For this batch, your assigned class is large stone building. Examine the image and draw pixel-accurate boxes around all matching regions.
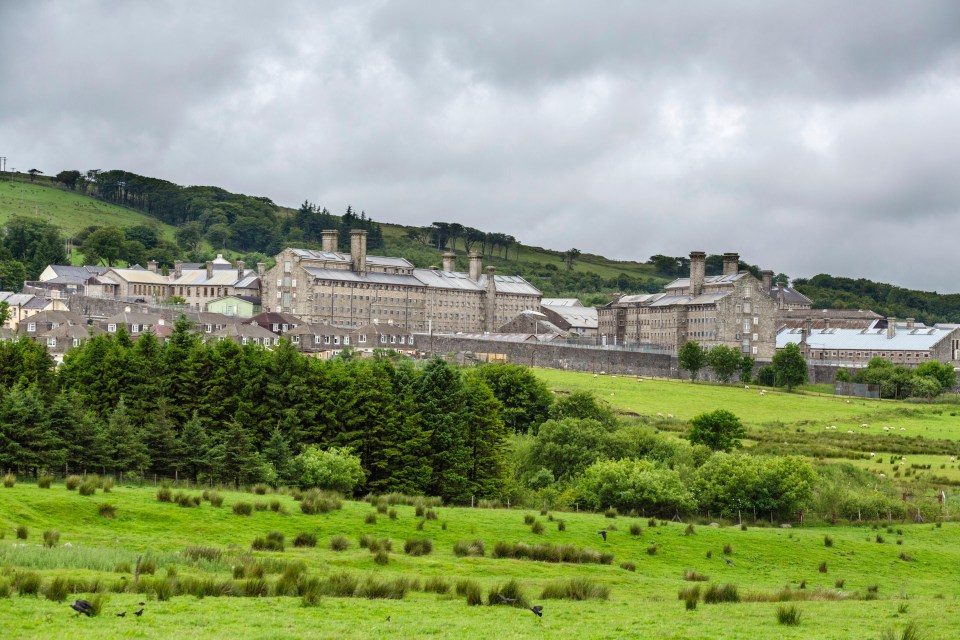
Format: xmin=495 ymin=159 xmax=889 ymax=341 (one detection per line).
xmin=597 ymin=251 xmax=779 ymax=358
xmin=260 ymin=229 xmax=541 ymax=333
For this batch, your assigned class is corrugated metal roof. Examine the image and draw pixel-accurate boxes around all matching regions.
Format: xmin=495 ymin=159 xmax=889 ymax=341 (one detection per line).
xmin=770 ymin=285 xmax=812 ymax=305
xmin=684 ymin=292 xmax=731 ymax=305
xmin=777 ymin=326 xmax=956 ymax=351
xmin=42 ymin=265 xmax=109 ymax=283
xmin=541 ymin=304 xmax=598 ymax=328
xmin=291 ymin=249 xmax=413 ymax=269
xmin=615 ymin=293 xmax=665 ymax=305
xmin=479 ymin=274 xmax=541 ymax=296
xmin=541 ymin=298 xmax=582 ymax=307
xmin=648 ymin=294 xmax=693 ymax=307
xmin=411 ymin=269 xmax=484 ymax=291
xmin=303 ymin=267 xmax=425 ymax=287
xmin=665 ymin=273 xmax=747 ymax=290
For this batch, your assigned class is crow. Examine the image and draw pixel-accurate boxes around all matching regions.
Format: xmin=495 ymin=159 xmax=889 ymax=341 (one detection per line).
xmin=70 ymin=599 xmax=94 ymax=617
xmin=497 ymin=593 xmax=517 ymax=604
xmin=530 ymin=605 xmax=543 ymax=618
xmin=598 ymin=530 xmax=607 ymax=542
xmin=117 ymin=611 xmax=126 ymax=618
xmin=134 ymin=608 xmax=144 ymax=617
xmin=724 ymin=558 xmax=735 ymax=566
xmin=138 ymin=601 xmax=146 ymax=606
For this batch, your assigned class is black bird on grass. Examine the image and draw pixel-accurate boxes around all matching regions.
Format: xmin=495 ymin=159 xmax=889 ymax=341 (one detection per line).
xmin=598 ymin=530 xmax=607 ymax=542
xmin=138 ymin=601 xmax=145 ymax=606
xmin=70 ymin=599 xmax=94 ymax=617
xmin=530 ymin=605 xmax=543 ymax=619
xmin=724 ymin=558 xmax=735 ymax=567
xmin=134 ymin=608 xmax=144 ymax=617
xmin=497 ymin=593 xmax=517 ymax=604
xmin=116 ymin=611 xmax=126 ymax=618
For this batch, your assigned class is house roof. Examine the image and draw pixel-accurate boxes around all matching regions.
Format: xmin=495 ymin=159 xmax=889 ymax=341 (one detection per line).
xmin=303 ymin=267 xmax=425 ymax=287
xmin=245 ymin=312 xmax=305 ymax=326
xmin=290 ymin=248 xmax=414 ymax=269
xmin=103 ymin=311 xmax=168 ymax=325
xmin=541 ymin=303 xmax=598 ymax=328
xmin=213 ymin=323 xmax=278 ymax=340
xmin=208 ymin=295 xmax=262 ymax=305
xmin=541 ymin=298 xmax=583 ymax=307
xmin=777 ymin=324 xmax=957 ymax=352
xmin=665 ymin=273 xmax=748 ymax=290
xmin=770 ymin=285 xmax=813 ymax=306
xmin=17 ymin=310 xmax=86 ymax=326
xmin=104 ymin=268 xmax=169 ymax=285
xmin=171 ymin=268 xmax=257 ymax=287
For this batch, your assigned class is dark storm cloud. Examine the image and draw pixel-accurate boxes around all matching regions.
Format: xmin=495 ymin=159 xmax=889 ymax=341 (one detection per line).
xmin=2 ymin=1 xmax=960 ymax=291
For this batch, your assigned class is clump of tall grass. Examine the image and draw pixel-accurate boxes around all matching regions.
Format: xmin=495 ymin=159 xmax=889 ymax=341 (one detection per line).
xmin=16 ymin=525 xmax=28 ymax=540
xmin=207 ymin=491 xmax=224 ymax=507
xmin=403 ymin=538 xmax=434 ymax=556
xmin=175 ymin=491 xmax=201 ymax=507
xmin=523 ymin=514 xmax=535 ymax=525
xmin=293 ymin=532 xmax=317 ymax=548
xmin=777 ymin=604 xmax=802 ymax=625
xmin=183 ymin=546 xmax=222 ymax=562
xmin=880 ymin=621 xmax=921 ymax=640
xmin=453 ymin=539 xmax=486 ymax=557
xmin=864 ymin=585 xmax=880 ymax=601
xmin=373 ymin=549 xmax=389 ymax=565
xmin=703 ymin=583 xmax=739 ymax=604
xmin=647 ymin=544 xmax=659 ymax=555
xmin=679 ymin=585 xmax=700 ymax=610
xmin=819 ymin=561 xmax=828 ymax=573
xmin=79 ymin=480 xmax=98 ymax=496
xmin=156 ymin=487 xmax=173 ymax=502
xmin=629 ymin=523 xmax=642 ymax=536
xmin=98 ymin=503 xmax=117 ymax=518
xmin=300 ymin=577 xmax=323 ymax=606
xmin=824 ymin=535 xmax=834 ymax=547
xmin=329 ymin=536 xmax=350 ymax=552
xmin=488 ymin=579 xmax=529 ymax=607
xmin=364 ymin=512 xmax=377 ymax=525
xmin=683 ymin=569 xmax=709 ymax=582
xmin=254 ymin=501 xmax=269 ymax=512
xmin=65 ymin=475 xmax=82 ymax=490
xmin=2 ymin=473 xmax=15 ymax=487
xmin=557 ymin=520 xmax=566 ymax=532
xmin=723 ymin=543 xmax=733 ymax=555
xmin=0 ymin=579 xmax=10 ymax=598
xmin=458 ymin=579 xmax=483 ymax=606
xmin=251 ymin=531 xmax=285 ymax=552
xmin=620 ymin=561 xmax=636 ymax=572
xmin=323 ymin=572 xmax=359 ymax=597
xmin=232 ymin=501 xmax=253 ymax=516
xmin=491 ymin=541 xmax=611 ymax=564
xmin=253 ymin=483 xmax=269 ymax=495
xmin=300 ymin=489 xmax=342 ymax=514
xmin=388 ymin=508 xmax=398 ymax=520
xmin=270 ymin=499 xmax=283 ymax=513
xmin=15 ymin=571 xmax=42 ymax=596
xmin=357 ymin=575 xmax=406 ymax=600
xmin=424 ymin=577 xmax=450 ymax=594
xmin=425 ymin=509 xmax=438 ymax=520
xmin=531 ymin=520 xmax=545 ymax=534
xmin=605 ymin=507 xmax=618 ymax=518
xmin=244 ymin=578 xmax=270 ymax=597
xmin=540 ymin=578 xmax=609 ymax=601
xmin=42 ymin=530 xmax=60 ymax=548
xmin=685 ymin=523 xmax=696 ymax=536
xmin=101 ymin=478 xmax=114 ymax=492
xmin=42 ymin=576 xmax=71 ymax=602
xmin=37 ymin=476 xmax=52 ymax=489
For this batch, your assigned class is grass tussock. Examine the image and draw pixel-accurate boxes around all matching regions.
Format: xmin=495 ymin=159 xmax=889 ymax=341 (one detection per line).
xmin=16 ymin=525 xmax=28 ymax=540
xmin=620 ymin=561 xmax=636 ymax=572
xmin=97 ymin=503 xmax=116 ymax=518
xmin=42 ymin=530 xmax=60 ymax=548
xmin=531 ymin=520 xmax=545 ymax=534
xmin=824 ymin=535 xmax=834 ymax=547
xmin=364 ymin=512 xmax=377 ymax=525
xmin=540 ymin=578 xmax=609 ymax=601
xmin=208 ymin=492 xmax=224 ymax=507
xmin=630 ymin=523 xmax=642 ymax=536
xmin=880 ymin=621 xmax=922 ymax=640
xmin=293 ymin=532 xmax=317 ymax=548
xmin=703 ymin=583 xmax=739 ymax=604
xmin=300 ymin=489 xmax=343 ymax=514
xmin=777 ymin=604 xmax=802 ymax=625
xmin=65 ymin=475 xmax=82 ymax=490
xmin=2 ymin=473 xmax=15 ymax=487
xmin=403 ymin=538 xmax=434 ymax=556
xmin=683 ymin=569 xmax=709 ymax=582
xmin=488 ymin=579 xmax=529 ymax=607
xmin=453 ymin=539 xmax=486 ymax=557
xmin=157 ymin=487 xmax=172 ymax=502
xmin=37 ymin=476 xmax=52 ymax=489
xmin=251 ymin=531 xmax=285 ymax=552
xmin=424 ymin=577 xmax=450 ymax=594
xmin=232 ymin=502 xmax=253 ymax=516
xmin=329 ymin=536 xmax=350 ymax=552
xmin=15 ymin=571 xmax=42 ymax=596
xmin=183 ymin=546 xmax=222 ymax=562
xmin=491 ymin=541 xmax=612 ymax=564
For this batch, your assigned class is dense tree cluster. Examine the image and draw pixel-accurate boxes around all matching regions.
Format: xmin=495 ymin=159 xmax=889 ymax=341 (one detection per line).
xmin=0 ymin=217 xmax=67 ymax=289
xmin=837 ymin=357 xmax=957 ymax=399
xmin=0 ymin=320 xmax=516 ymax=502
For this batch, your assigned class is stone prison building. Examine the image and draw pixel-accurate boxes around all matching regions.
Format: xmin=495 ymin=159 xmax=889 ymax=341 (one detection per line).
xmin=598 ymin=252 xmax=780 ymax=358
xmin=261 ymin=230 xmax=541 ymax=333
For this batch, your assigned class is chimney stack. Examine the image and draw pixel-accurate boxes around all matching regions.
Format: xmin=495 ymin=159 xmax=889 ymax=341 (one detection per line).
xmin=689 ymin=251 xmax=706 ymax=296
xmin=350 ymin=229 xmax=367 ymax=275
xmin=148 ymin=260 xmax=158 ymax=274
xmin=887 ymin=317 xmax=896 ymax=339
xmin=823 ymin=317 xmax=830 ymax=332
xmin=174 ymin=260 xmax=183 ymax=279
xmin=442 ymin=252 xmax=456 ymax=272
xmin=906 ymin=317 xmax=915 ymax=330
xmin=722 ymin=252 xmax=740 ymax=276
xmin=237 ymin=260 xmax=245 ymax=281
xmin=321 ymin=229 xmax=339 ymax=253
xmin=206 ymin=261 xmax=214 ymax=280
xmin=761 ymin=270 xmax=774 ymax=292
xmin=257 ymin=262 xmax=265 ymax=277
xmin=469 ymin=251 xmax=483 ymax=282
xmin=484 ymin=266 xmax=497 ymax=331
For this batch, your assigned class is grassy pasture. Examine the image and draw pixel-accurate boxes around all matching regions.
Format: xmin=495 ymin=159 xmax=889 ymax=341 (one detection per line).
xmin=1 ymin=482 xmax=960 ymax=638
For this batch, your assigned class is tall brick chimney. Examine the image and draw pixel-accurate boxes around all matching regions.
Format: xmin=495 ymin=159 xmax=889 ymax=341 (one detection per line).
xmin=469 ymin=251 xmax=483 ymax=282
xmin=887 ymin=317 xmax=896 ymax=339
xmin=484 ymin=266 xmax=497 ymax=331
xmin=442 ymin=252 xmax=456 ymax=272
xmin=350 ymin=230 xmax=367 ymax=275
xmin=237 ymin=260 xmax=245 ymax=281
xmin=761 ymin=270 xmax=774 ymax=292
xmin=147 ymin=260 xmax=158 ymax=274
xmin=206 ymin=261 xmax=214 ymax=280
xmin=174 ymin=261 xmax=183 ymax=278
xmin=689 ymin=251 xmax=706 ymax=296
xmin=322 ymin=229 xmax=339 ymax=253
xmin=722 ymin=252 xmax=740 ymax=276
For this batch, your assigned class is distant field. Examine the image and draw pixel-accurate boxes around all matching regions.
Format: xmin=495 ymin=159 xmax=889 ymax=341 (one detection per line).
xmin=1 ymin=482 xmax=959 ymax=639
xmin=0 ymin=179 xmax=177 ymax=240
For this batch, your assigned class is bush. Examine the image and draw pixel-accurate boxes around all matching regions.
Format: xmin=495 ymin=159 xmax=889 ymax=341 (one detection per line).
xmin=777 ymin=604 xmax=802 ymax=625
xmin=689 ymin=409 xmax=746 ymax=452
xmin=293 ymin=532 xmax=317 ymax=548
xmin=232 ymin=502 xmax=253 ymax=516
xmin=540 ymin=578 xmax=609 ymax=601
xmin=683 ymin=569 xmax=709 ymax=582
xmin=329 ymin=536 xmax=350 ymax=552
xmin=2 ymin=473 xmax=15 ymax=487
xmin=488 ymin=579 xmax=529 ymax=607
xmin=453 ymin=539 xmax=486 ymax=557
xmin=703 ymin=583 xmax=739 ymax=604
xmin=16 ymin=525 xmax=28 ymax=540
xmin=403 ymin=538 xmax=434 ymax=556
xmin=38 ymin=476 xmax=52 ymax=489
xmin=620 ymin=561 xmax=636 ymax=571
xmin=42 ymin=530 xmax=60 ymax=548
xmin=293 ymin=446 xmax=364 ymax=493
xmin=65 ymin=475 xmax=82 ymax=490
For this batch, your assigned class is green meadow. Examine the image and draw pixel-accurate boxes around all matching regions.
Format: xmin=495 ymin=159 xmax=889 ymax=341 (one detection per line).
xmin=1 ymin=480 xmax=959 ymax=639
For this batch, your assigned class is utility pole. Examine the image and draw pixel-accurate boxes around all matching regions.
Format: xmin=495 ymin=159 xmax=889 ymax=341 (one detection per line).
xmin=0 ymin=157 xmax=7 ymax=172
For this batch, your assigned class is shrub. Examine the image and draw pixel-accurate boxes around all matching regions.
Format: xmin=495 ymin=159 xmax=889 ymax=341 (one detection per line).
xmin=98 ymin=503 xmax=117 ymax=518
xmin=329 ymin=536 xmax=350 ymax=552
xmin=293 ymin=445 xmax=364 ymax=494
xmin=79 ymin=481 xmax=97 ymax=496
xmin=65 ymin=475 xmax=82 ymax=490
xmin=16 ymin=572 xmax=42 ymax=596
xmin=818 ymin=561 xmax=828 ymax=573
xmin=157 ymin=487 xmax=173 ymax=502
xmin=540 ymin=578 xmax=609 ymax=601
xmin=233 ymin=502 xmax=253 ymax=516
xmin=373 ymin=550 xmax=389 ymax=565
xmin=488 ymin=579 xmax=528 ymax=607
xmin=294 ymin=532 xmax=317 ymax=548
xmin=683 ymin=569 xmax=709 ymax=582
xmin=453 ymin=539 xmax=486 ymax=557
xmin=42 ymin=530 xmax=60 ymax=548
xmin=424 ymin=577 xmax=450 ymax=594
xmin=2 ymin=473 xmax=15 ymax=487
xmin=208 ymin=492 xmax=224 ymax=507
xmin=605 ymin=507 xmax=618 ymax=519
xmin=16 ymin=525 xmax=28 ymax=540
xmin=620 ymin=561 xmax=636 ymax=572
xmin=365 ymin=512 xmax=377 ymax=525
xmin=43 ymin=576 xmax=70 ymax=602
xmin=777 ymin=604 xmax=802 ymax=625
xmin=531 ymin=520 xmax=545 ymax=535
xmin=703 ymin=583 xmax=739 ymax=604
xmin=37 ymin=476 xmax=52 ymax=489
xmin=404 ymin=538 xmax=434 ymax=556
xmin=824 ymin=535 xmax=833 ymax=547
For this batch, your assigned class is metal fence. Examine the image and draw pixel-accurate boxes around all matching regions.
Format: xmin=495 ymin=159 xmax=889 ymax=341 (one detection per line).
xmin=834 ymin=382 xmax=881 ymax=399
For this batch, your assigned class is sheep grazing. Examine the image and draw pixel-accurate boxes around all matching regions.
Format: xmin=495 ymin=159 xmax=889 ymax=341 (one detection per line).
xmin=869 ymin=452 xmax=876 ymax=457
xmin=847 ymin=430 xmax=854 ymax=434
xmin=861 ymin=423 xmax=869 ymax=428
xmin=900 ymin=427 xmax=906 ymax=431
xmin=667 ymin=413 xmax=674 ymax=419
xmin=657 ymin=412 xmax=664 ymax=417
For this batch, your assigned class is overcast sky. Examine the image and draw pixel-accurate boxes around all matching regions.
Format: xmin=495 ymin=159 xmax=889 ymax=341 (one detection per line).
xmin=3 ymin=1 xmax=960 ymax=292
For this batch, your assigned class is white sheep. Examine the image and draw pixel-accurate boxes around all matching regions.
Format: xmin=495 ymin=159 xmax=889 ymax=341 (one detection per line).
xmin=869 ymin=452 xmax=875 ymax=457
xmin=667 ymin=413 xmax=674 ymax=419
xmin=657 ymin=412 xmax=664 ymax=417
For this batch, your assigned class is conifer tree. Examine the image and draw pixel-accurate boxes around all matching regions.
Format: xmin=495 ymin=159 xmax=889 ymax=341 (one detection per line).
xmin=177 ymin=411 xmax=210 ymax=482
xmin=462 ymin=373 xmax=509 ymax=498
xmin=415 ymin=358 xmax=471 ymax=502
xmin=262 ymin=426 xmax=294 ymax=484
xmin=105 ymin=397 xmax=150 ymax=476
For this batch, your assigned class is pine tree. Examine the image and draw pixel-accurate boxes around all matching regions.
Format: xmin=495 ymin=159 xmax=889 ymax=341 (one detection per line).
xmin=415 ymin=359 xmax=471 ymax=503
xmin=463 ymin=373 xmax=509 ymax=499
xmin=143 ymin=400 xmax=180 ymax=478
xmin=219 ymin=420 xmax=259 ymax=487
xmin=105 ymin=398 xmax=150 ymax=476
xmin=0 ymin=384 xmax=56 ymax=474
xmin=262 ymin=426 xmax=293 ymax=484
xmin=177 ymin=411 xmax=210 ymax=482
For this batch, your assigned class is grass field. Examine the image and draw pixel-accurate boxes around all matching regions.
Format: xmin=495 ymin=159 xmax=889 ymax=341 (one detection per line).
xmin=1 ymin=480 xmax=959 ymax=639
